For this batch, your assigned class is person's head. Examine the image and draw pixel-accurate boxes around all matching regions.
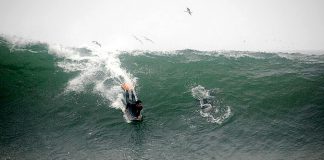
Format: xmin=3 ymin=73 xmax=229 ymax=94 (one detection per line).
xmin=135 ymin=100 xmax=143 ymax=107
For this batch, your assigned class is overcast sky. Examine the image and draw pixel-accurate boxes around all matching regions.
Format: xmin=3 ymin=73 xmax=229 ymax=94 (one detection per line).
xmin=0 ymin=0 xmax=324 ymax=51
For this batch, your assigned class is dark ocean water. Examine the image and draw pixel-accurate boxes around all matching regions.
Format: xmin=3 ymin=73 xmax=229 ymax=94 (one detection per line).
xmin=1 ymin=37 xmax=324 ymax=160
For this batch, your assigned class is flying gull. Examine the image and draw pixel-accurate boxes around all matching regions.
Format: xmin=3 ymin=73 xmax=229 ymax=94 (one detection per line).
xmin=92 ymin=41 xmax=101 ymax=47
xmin=185 ymin=7 xmax=192 ymax=15
xmin=143 ymin=36 xmax=154 ymax=43
xmin=133 ymin=35 xmax=143 ymax=44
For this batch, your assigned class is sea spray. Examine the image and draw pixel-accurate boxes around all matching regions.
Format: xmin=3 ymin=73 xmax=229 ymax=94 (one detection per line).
xmin=48 ymin=44 xmax=137 ymax=114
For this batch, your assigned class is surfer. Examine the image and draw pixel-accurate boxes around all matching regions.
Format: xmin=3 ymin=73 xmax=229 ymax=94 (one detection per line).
xmin=185 ymin=7 xmax=192 ymax=15
xmin=122 ymin=83 xmax=143 ymax=120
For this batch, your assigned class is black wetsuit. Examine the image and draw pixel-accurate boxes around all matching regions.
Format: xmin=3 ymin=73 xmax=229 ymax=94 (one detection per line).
xmin=125 ymin=90 xmax=142 ymax=117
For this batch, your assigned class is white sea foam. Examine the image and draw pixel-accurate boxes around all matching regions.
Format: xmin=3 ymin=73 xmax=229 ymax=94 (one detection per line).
xmin=191 ymin=85 xmax=232 ymax=124
xmin=48 ymin=43 xmax=137 ymax=118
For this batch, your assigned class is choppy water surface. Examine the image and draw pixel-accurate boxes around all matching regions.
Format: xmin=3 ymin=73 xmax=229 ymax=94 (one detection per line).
xmin=1 ymin=37 xmax=324 ymax=159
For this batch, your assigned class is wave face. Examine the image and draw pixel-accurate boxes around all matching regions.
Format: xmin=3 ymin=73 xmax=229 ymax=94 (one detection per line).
xmin=1 ymin=37 xmax=324 ymax=159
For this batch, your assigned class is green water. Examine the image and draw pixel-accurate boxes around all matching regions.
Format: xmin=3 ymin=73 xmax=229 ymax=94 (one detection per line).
xmin=1 ymin=37 xmax=324 ymax=159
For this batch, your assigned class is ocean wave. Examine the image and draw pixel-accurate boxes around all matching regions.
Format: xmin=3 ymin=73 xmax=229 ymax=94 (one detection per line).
xmin=122 ymin=49 xmax=324 ymax=64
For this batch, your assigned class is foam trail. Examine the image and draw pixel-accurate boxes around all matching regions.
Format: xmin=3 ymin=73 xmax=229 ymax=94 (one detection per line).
xmin=49 ymin=43 xmax=137 ymax=115
xmin=191 ymin=85 xmax=231 ymax=124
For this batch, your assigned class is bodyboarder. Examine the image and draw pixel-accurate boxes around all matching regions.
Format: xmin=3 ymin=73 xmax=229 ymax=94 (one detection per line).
xmin=122 ymin=83 xmax=143 ymax=120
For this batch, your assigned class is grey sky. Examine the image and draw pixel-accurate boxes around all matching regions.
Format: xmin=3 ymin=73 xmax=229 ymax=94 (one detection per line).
xmin=0 ymin=0 xmax=323 ymax=51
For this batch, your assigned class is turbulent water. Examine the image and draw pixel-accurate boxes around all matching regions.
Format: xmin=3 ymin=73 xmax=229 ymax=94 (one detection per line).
xmin=1 ymin=36 xmax=324 ymax=160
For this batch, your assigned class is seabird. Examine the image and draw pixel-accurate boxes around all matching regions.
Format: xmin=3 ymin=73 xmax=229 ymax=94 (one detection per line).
xmin=133 ymin=35 xmax=143 ymax=44
xmin=92 ymin=41 xmax=101 ymax=47
xmin=185 ymin=7 xmax=192 ymax=15
xmin=143 ymin=36 xmax=154 ymax=43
